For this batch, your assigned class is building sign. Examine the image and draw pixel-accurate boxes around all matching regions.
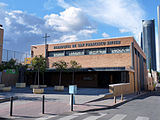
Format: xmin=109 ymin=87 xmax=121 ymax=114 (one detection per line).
xmin=54 ymin=41 xmax=121 ymax=49
xmin=24 ymin=58 xmax=32 ymax=65
xmin=5 ymin=69 xmax=17 ymax=74
xmin=69 ymin=85 xmax=77 ymax=94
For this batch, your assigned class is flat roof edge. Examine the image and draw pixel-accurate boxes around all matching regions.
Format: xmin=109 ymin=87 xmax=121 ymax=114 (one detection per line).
xmin=31 ymin=36 xmax=134 ymax=47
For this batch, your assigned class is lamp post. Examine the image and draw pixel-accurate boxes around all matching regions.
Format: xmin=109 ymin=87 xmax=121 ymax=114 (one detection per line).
xmin=43 ymin=33 xmax=50 ymax=58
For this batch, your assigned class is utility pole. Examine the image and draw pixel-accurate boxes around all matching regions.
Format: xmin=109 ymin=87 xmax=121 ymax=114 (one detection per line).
xmin=43 ymin=33 xmax=50 ymax=58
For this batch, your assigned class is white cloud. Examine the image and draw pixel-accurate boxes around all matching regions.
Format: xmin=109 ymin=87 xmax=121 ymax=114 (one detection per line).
xmin=44 ymin=0 xmax=70 ymax=10
xmin=57 ymin=0 xmax=71 ymax=9
xmin=44 ymin=6 xmax=96 ymax=43
xmin=44 ymin=7 xmax=91 ymax=32
xmin=0 ymin=2 xmax=8 ymax=7
xmin=0 ymin=8 xmax=47 ymax=52
xmin=60 ymin=35 xmax=78 ymax=42
xmin=67 ymin=0 xmax=145 ymax=42
xmin=102 ymin=32 xmax=110 ymax=38
xmin=4 ymin=17 xmax=11 ymax=26
xmin=0 ymin=4 xmax=96 ymax=53
xmin=119 ymin=29 xmax=129 ymax=33
xmin=44 ymin=0 xmax=56 ymax=10
xmin=78 ymin=29 xmax=97 ymax=37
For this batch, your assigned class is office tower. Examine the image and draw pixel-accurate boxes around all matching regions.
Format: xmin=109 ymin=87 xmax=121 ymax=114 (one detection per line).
xmin=157 ymin=6 xmax=160 ymax=71
xmin=142 ymin=20 xmax=156 ymax=71
xmin=139 ymin=32 xmax=143 ymax=49
xmin=0 ymin=24 xmax=3 ymax=63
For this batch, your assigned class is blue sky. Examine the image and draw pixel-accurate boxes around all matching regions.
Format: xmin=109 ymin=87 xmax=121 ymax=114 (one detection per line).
xmin=0 ymin=0 xmax=160 ymax=70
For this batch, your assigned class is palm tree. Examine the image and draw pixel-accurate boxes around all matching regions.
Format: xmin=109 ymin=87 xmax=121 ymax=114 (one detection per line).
xmin=52 ymin=60 xmax=68 ymax=86
xmin=69 ymin=60 xmax=81 ymax=84
xmin=31 ymin=55 xmax=47 ymax=86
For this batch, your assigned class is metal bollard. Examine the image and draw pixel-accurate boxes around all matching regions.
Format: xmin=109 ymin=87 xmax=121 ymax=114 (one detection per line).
xmin=71 ymin=94 xmax=73 ymax=111
xmin=42 ymin=95 xmax=45 ymax=114
xmin=114 ymin=96 xmax=116 ymax=104
xmin=10 ymin=96 xmax=13 ymax=116
xmin=121 ymin=94 xmax=123 ymax=101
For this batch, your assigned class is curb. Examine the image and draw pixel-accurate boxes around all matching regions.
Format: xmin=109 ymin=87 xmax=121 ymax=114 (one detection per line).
xmin=0 ymin=96 xmax=18 ymax=103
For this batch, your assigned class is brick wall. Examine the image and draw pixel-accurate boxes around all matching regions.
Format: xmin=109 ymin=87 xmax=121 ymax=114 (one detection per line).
xmin=48 ymin=53 xmax=131 ymax=68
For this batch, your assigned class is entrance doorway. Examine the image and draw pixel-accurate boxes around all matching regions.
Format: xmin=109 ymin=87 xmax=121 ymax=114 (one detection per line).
xmin=98 ymin=72 xmax=110 ymax=88
xmin=98 ymin=71 xmax=129 ymax=88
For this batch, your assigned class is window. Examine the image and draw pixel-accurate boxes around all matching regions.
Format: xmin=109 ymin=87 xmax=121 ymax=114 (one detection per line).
xmin=85 ymin=48 xmax=106 ymax=55
xmin=48 ymin=51 xmax=64 ymax=57
xmin=66 ymin=49 xmax=84 ymax=56
xmin=31 ymin=50 xmax=34 ymax=57
xmin=108 ymin=46 xmax=130 ymax=54
xmin=48 ymin=46 xmax=130 ymax=57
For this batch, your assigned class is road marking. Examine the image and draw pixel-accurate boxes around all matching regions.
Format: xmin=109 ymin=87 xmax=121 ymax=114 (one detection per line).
xmin=109 ymin=114 xmax=127 ymax=120
xmin=57 ymin=113 xmax=85 ymax=120
xmin=136 ymin=116 xmax=149 ymax=120
xmin=35 ymin=115 xmax=57 ymax=120
xmin=82 ymin=113 xmax=106 ymax=120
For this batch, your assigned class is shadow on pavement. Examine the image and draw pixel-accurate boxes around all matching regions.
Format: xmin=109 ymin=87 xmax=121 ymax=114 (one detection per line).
xmin=17 ymin=96 xmax=58 ymax=101
xmin=12 ymin=115 xmax=38 ymax=119
xmin=0 ymin=87 xmax=109 ymax=95
xmin=0 ymin=117 xmax=9 ymax=120
xmin=44 ymin=113 xmax=57 ymax=116
xmin=133 ymin=91 xmax=160 ymax=100
xmin=76 ymin=91 xmax=158 ymax=112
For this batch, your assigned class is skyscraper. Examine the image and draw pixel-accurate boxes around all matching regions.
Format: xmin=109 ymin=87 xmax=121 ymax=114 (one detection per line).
xmin=139 ymin=32 xmax=143 ymax=49
xmin=157 ymin=6 xmax=160 ymax=71
xmin=142 ymin=20 xmax=156 ymax=71
xmin=0 ymin=24 xmax=3 ymax=63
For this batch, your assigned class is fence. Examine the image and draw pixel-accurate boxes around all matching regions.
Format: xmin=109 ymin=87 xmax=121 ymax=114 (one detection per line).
xmin=2 ymin=49 xmax=30 ymax=63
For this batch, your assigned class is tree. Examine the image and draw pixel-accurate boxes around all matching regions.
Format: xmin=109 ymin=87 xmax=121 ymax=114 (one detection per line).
xmin=52 ymin=60 xmax=68 ymax=86
xmin=0 ymin=63 xmax=5 ymax=72
xmin=0 ymin=58 xmax=18 ymax=71
xmin=69 ymin=60 xmax=81 ymax=84
xmin=4 ymin=58 xmax=17 ymax=69
xmin=158 ymin=72 xmax=160 ymax=82
xmin=0 ymin=59 xmax=29 ymax=83
xmin=17 ymin=63 xmax=28 ymax=83
xmin=31 ymin=55 xmax=47 ymax=86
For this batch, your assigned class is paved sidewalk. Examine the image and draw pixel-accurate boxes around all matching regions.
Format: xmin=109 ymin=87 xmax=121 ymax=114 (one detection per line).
xmin=0 ymin=87 xmax=144 ymax=119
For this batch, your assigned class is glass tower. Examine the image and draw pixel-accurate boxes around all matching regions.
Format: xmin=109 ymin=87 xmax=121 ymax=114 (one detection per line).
xmin=157 ymin=6 xmax=160 ymax=71
xmin=142 ymin=20 xmax=156 ymax=71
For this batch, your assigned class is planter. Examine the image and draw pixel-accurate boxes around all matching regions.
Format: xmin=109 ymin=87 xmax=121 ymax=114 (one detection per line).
xmin=16 ymin=83 xmax=26 ymax=88
xmin=39 ymin=85 xmax=47 ymax=88
xmin=30 ymin=85 xmax=47 ymax=88
xmin=30 ymin=85 xmax=39 ymax=89
xmin=54 ymin=86 xmax=64 ymax=91
xmin=0 ymin=84 xmax=5 ymax=88
xmin=33 ymin=88 xmax=44 ymax=94
xmin=0 ymin=87 xmax=11 ymax=92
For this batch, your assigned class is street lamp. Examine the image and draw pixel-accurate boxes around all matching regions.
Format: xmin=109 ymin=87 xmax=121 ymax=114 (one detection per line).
xmin=43 ymin=33 xmax=50 ymax=58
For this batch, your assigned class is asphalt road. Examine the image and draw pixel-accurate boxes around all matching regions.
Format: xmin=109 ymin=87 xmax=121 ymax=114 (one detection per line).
xmin=34 ymin=91 xmax=160 ymax=120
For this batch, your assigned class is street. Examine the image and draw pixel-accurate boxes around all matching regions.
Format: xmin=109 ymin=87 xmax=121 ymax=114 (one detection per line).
xmin=31 ymin=92 xmax=160 ymax=120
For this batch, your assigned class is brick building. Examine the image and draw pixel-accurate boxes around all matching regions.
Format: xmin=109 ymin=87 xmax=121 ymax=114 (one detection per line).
xmin=31 ymin=36 xmax=147 ymax=92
